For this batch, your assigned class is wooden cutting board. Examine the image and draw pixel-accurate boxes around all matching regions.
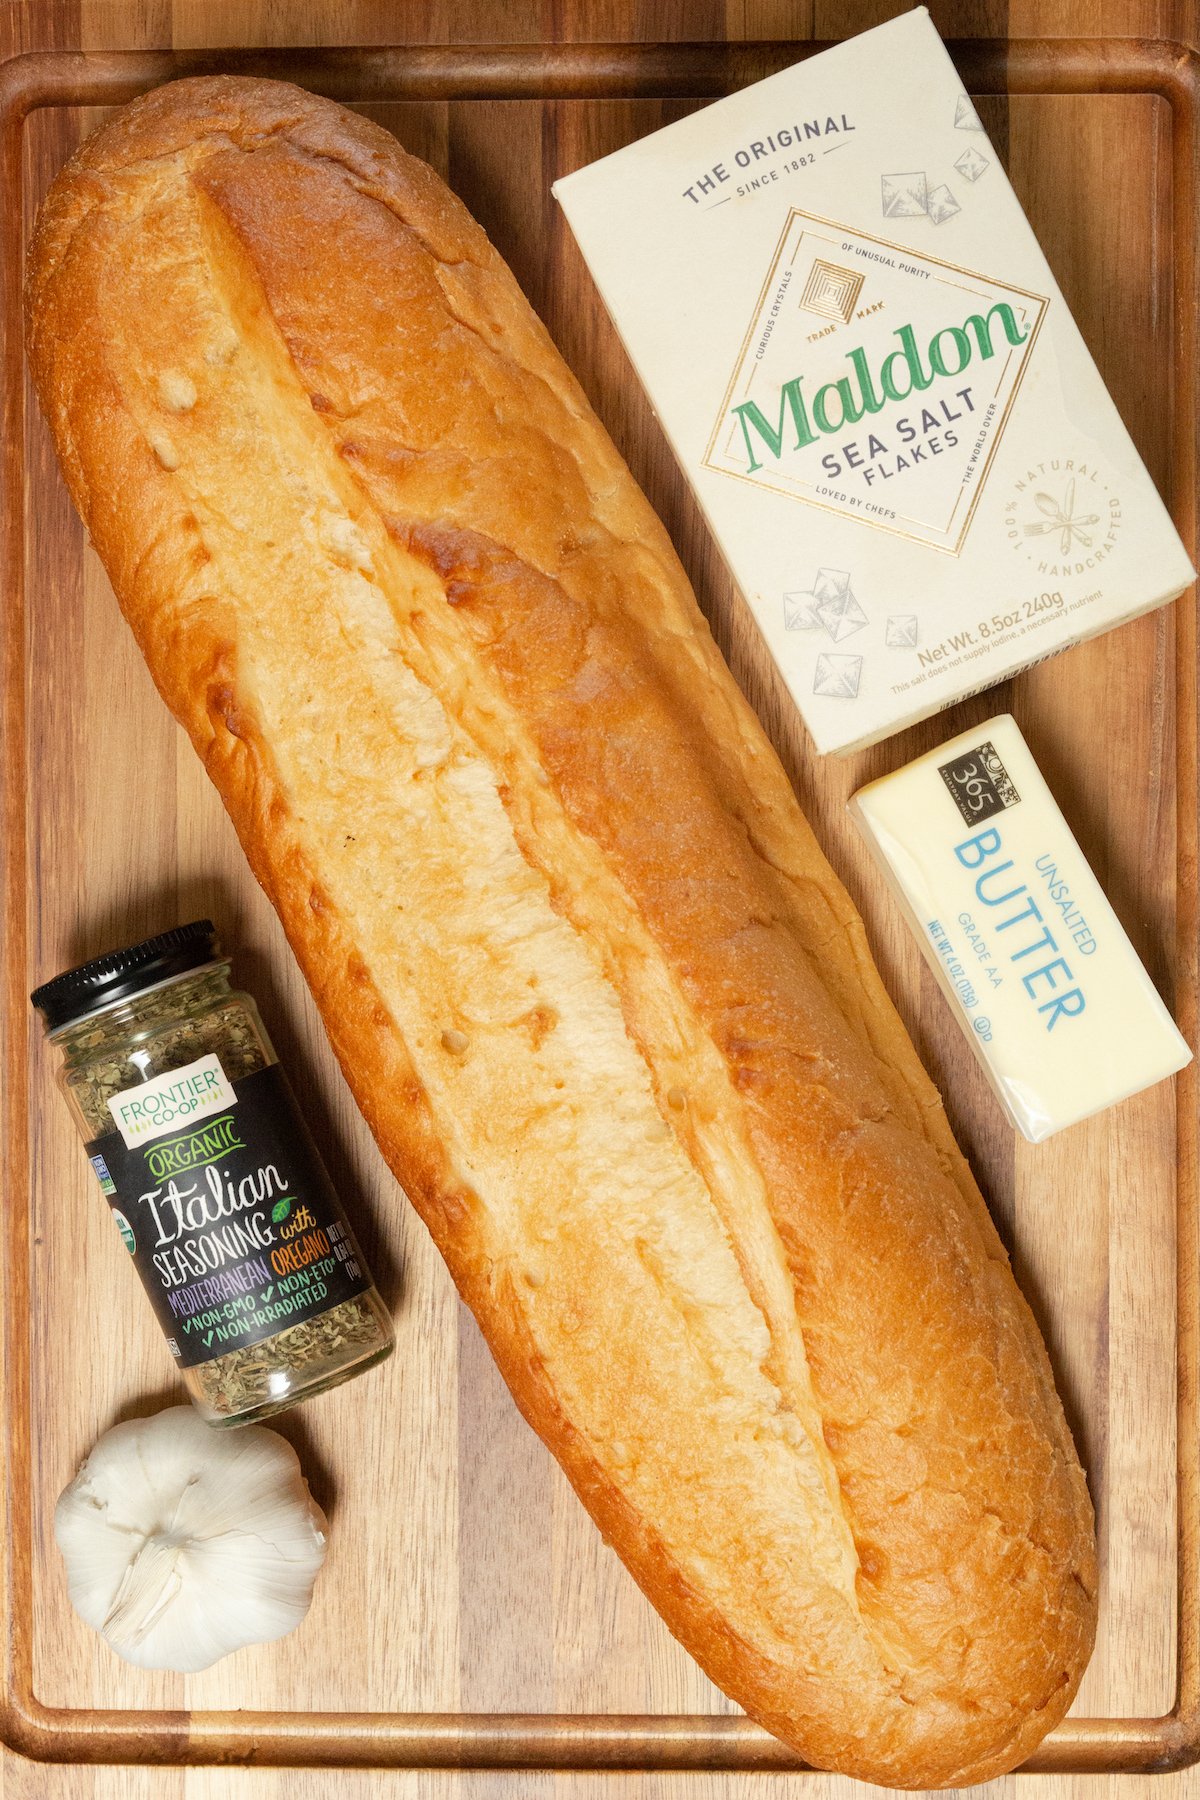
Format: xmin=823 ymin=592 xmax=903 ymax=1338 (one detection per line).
xmin=2 ymin=2 xmax=1199 ymax=1796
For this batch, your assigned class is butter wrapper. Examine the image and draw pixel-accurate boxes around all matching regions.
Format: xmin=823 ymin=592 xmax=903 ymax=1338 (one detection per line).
xmin=850 ymin=715 xmax=1191 ymax=1140
xmin=553 ymin=8 xmax=1195 ymax=755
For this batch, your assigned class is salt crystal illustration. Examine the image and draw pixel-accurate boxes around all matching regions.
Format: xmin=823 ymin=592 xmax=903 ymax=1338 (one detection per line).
xmin=815 ymin=588 xmax=868 ymax=642
xmin=812 ymin=566 xmax=853 ymax=604
xmin=813 ymin=653 xmax=863 ymax=700
xmin=881 ymin=172 xmax=929 ymax=219
xmin=926 ymin=184 xmax=961 ymax=225
xmin=788 ymin=568 xmax=866 ymax=639
xmin=783 ymin=592 xmax=820 ymax=630
xmin=954 ymin=94 xmax=983 ymax=131
xmin=885 ymin=614 xmax=919 ymax=648
xmin=954 ymin=146 xmax=989 ymax=183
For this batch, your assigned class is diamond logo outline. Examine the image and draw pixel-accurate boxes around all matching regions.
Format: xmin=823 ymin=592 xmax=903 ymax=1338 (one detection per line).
xmin=798 ymin=259 xmax=865 ymax=325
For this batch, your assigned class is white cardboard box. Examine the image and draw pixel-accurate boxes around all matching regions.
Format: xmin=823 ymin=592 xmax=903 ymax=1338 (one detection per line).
xmin=553 ymin=8 xmax=1195 ymax=755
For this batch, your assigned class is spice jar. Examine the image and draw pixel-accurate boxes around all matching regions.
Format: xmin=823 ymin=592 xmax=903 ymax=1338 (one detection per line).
xmin=32 ymin=921 xmax=394 ymax=1427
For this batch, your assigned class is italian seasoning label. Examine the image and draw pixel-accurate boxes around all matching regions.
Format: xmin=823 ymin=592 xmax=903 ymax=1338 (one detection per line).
xmin=86 ymin=1062 xmax=370 ymax=1367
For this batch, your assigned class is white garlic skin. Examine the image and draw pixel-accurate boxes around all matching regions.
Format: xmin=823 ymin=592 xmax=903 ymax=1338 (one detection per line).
xmin=54 ymin=1406 xmax=328 ymax=1672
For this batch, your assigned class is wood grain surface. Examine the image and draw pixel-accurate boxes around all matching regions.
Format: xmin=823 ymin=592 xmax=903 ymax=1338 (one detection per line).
xmin=3 ymin=0 xmax=1200 ymax=1794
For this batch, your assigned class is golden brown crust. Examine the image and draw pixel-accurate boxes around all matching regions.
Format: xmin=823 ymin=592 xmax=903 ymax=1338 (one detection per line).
xmin=27 ymin=76 xmax=1096 ymax=1787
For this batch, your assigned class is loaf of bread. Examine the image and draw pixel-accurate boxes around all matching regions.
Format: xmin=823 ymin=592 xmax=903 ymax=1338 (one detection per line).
xmin=27 ymin=78 xmax=1096 ymax=1787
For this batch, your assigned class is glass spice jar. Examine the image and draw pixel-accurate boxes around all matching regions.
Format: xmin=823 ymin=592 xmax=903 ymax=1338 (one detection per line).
xmin=32 ymin=920 xmax=394 ymax=1427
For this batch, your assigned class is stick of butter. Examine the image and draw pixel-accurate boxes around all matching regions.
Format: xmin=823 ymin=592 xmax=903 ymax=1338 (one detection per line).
xmin=850 ymin=714 xmax=1191 ymax=1140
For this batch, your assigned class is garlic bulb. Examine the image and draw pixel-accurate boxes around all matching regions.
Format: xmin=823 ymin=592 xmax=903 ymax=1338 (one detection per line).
xmin=54 ymin=1406 xmax=327 ymax=1671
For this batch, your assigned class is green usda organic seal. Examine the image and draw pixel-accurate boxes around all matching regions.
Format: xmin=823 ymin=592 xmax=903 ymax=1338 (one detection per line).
xmin=112 ymin=1210 xmax=136 ymax=1255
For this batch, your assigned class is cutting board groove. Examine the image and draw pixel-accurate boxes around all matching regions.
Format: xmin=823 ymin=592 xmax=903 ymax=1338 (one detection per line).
xmin=1 ymin=22 xmax=1197 ymax=1781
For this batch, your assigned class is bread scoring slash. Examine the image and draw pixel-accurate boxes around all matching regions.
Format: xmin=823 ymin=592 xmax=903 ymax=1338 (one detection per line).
xmin=25 ymin=77 xmax=1096 ymax=1786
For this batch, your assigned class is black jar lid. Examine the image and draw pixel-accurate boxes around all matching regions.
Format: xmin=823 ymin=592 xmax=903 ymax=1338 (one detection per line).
xmin=31 ymin=920 xmax=223 ymax=1032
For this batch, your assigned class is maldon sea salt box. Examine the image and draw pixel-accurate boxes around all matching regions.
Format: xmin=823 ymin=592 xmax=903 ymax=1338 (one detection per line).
xmin=553 ymin=9 xmax=1195 ymax=755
